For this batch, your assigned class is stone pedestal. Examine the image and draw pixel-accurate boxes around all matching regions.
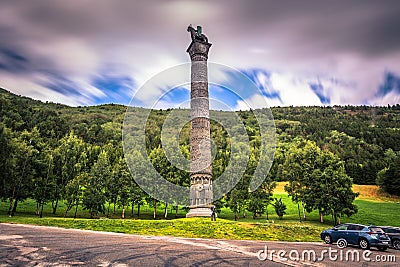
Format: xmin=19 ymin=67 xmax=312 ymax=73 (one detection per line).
xmin=186 ymin=26 xmax=213 ymax=218
xmin=186 ymin=207 xmax=213 ymax=218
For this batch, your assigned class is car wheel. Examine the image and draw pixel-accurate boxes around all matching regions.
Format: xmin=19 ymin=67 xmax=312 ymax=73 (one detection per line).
xmin=393 ymin=239 xmax=400 ymax=250
xmin=378 ymin=246 xmax=387 ymax=251
xmin=359 ymin=238 xmax=370 ymax=250
xmin=324 ymin=234 xmax=332 ymax=244
xmin=337 ymin=238 xmax=347 ymax=248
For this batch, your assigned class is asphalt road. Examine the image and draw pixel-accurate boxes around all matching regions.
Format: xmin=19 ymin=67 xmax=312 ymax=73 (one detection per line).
xmin=0 ymin=223 xmax=399 ymax=267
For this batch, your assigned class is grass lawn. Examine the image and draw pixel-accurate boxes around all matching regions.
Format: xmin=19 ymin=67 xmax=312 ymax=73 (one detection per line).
xmin=0 ymin=216 xmax=325 ymax=242
xmin=1 ymin=183 xmax=399 ymax=242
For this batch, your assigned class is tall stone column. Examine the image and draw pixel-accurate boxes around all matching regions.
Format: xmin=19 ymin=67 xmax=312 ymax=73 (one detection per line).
xmin=186 ymin=25 xmax=213 ymax=218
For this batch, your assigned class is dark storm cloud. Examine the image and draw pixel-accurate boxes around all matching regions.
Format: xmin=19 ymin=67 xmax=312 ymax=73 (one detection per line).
xmin=0 ymin=0 xmax=399 ymax=106
xmin=227 ymin=0 xmax=400 ymax=56
xmin=0 ymin=1 xmax=179 ymax=45
xmin=3 ymin=0 xmax=400 ymax=61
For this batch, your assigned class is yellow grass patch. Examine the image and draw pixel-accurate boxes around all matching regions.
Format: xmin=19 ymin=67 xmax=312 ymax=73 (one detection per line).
xmin=353 ymin=184 xmax=400 ymax=202
xmin=274 ymin=182 xmax=400 ymax=202
xmin=352 ymin=184 xmax=380 ymax=199
xmin=274 ymin=182 xmax=288 ymax=194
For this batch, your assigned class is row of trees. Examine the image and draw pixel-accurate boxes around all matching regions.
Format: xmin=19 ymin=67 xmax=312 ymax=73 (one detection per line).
xmin=220 ymin=138 xmax=360 ymax=224
xmin=1 ymin=121 xmax=359 ymax=223
xmin=0 ymin=126 xmax=147 ymax=218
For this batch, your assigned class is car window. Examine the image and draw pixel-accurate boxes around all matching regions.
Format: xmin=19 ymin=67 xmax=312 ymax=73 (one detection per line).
xmin=369 ymin=227 xmax=384 ymax=233
xmin=347 ymin=225 xmax=364 ymax=231
xmin=348 ymin=225 xmax=358 ymax=230
xmin=384 ymin=228 xmax=400 ymax=234
xmin=336 ymin=225 xmax=348 ymax=230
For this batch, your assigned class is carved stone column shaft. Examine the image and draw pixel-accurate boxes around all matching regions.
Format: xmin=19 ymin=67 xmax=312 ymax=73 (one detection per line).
xmin=186 ymin=26 xmax=213 ymax=217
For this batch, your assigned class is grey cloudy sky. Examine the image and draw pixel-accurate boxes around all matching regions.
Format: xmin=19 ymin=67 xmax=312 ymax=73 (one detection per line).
xmin=0 ymin=0 xmax=399 ymax=107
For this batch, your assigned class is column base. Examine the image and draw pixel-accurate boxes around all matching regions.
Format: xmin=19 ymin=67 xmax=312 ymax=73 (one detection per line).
xmin=186 ymin=206 xmax=213 ymax=218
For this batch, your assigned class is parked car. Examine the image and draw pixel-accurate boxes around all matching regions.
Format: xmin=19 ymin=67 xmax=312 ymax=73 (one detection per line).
xmin=321 ymin=223 xmax=391 ymax=251
xmin=378 ymin=226 xmax=400 ymax=250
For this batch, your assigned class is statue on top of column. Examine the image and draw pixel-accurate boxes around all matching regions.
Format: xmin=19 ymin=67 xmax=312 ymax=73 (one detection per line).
xmin=187 ymin=24 xmax=209 ymax=43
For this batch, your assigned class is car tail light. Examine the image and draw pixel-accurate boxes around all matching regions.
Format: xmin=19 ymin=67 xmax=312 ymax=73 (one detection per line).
xmin=367 ymin=231 xmax=380 ymax=238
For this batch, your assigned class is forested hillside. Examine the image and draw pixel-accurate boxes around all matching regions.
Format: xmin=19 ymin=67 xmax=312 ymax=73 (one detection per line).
xmin=1 ymin=88 xmax=399 ymax=219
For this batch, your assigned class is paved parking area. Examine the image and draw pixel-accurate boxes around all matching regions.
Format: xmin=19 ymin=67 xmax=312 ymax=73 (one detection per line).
xmin=0 ymin=223 xmax=398 ymax=266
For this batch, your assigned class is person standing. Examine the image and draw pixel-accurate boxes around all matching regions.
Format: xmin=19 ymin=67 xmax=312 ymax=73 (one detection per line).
xmin=211 ymin=206 xmax=217 ymax=221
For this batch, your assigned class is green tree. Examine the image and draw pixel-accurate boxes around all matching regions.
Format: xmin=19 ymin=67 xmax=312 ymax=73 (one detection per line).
xmin=148 ymin=145 xmax=189 ymax=219
xmin=272 ymin=197 xmax=287 ymax=220
xmin=0 ymin=124 xmax=14 ymax=201
xmin=7 ymin=129 xmax=39 ymax=216
xmin=55 ymin=131 xmax=85 ymax=214
xmin=226 ymin=188 xmax=247 ymax=221
xmin=306 ymin=152 xmax=359 ymax=224
xmin=113 ymin=157 xmax=132 ymax=219
xmin=34 ymin=151 xmax=54 ymax=218
xmin=64 ymin=173 xmax=86 ymax=218
xmin=283 ymin=139 xmax=309 ymax=221
xmin=63 ymin=151 xmax=88 ymax=218
xmin=82 ymin=150 xmax=109 ymax=218
xmin=130 ymin=182 xmax=146 ymax=218
xmin=377 ymin=154 xmax=400 ymax=196
xmin=124 ymin=149 xmax=150 ymax=219
xmin=247 ymin=179 xmax=276 ymax=219
xmin=247 ymin=188 xmax=267 ymax=219
xmin=283 ymin=139 xmax=358 ymax=223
